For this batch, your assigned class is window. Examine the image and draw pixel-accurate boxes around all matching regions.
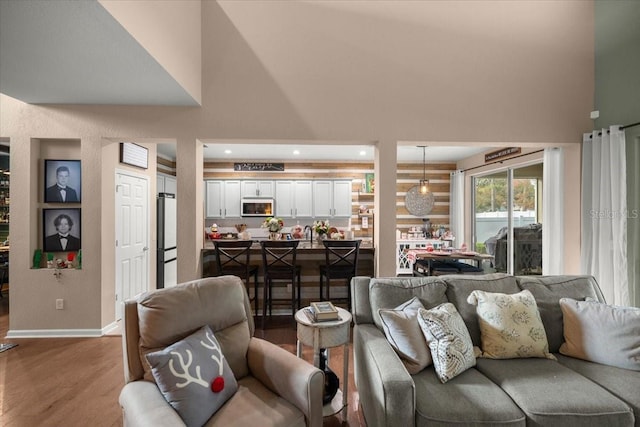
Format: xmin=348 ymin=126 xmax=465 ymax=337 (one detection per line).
xmin=472 ymin=163 xmax=543 ymax=275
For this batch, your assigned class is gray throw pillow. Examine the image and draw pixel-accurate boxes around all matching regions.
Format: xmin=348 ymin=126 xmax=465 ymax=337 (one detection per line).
xmin=146 ymin=325 xmax=238 ymax=427
xmin=418 ymin=303 xmax=476 ymax=383
xmin=559 ymin=298 xmax=640 ymax=371
xmin=379 ymin=296 xmax=432 ymax=374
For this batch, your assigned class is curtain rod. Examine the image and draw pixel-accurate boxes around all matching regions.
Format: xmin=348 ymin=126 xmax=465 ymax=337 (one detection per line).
xmin=459 ymin=149 xmax=545 ymax=173
xmin=621 ymin=121 xmax=640 ymax=130
xmin=591 ymin=121 xmax=640 ymax=137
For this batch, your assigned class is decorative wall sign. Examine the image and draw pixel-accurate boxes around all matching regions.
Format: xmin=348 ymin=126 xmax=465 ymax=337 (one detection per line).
xmin=233 ymin=163 xmax=285 ymax=172
xmin=44 ymin=159 xmax=81 ymax=203
xmin=484 ymin=147 xmax=521 ymax=163
xmin=120 ymin=142 xmax=149 ymax=169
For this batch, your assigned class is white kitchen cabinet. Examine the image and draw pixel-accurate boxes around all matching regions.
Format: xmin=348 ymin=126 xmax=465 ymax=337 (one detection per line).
xmin=332 ymin=180 xmax=352 ymax=217
xmin=313 ymin=180 xmax=352 ymax=218
xmin=157 ymin=173 xmax=177 ymax=196
xmin=241 ymin=180 xmax=274 ymax=198
xmin=275 ymin=180 xmax=313 ymax=218
xmin=205 ymin=180 xmax=241 ymax=218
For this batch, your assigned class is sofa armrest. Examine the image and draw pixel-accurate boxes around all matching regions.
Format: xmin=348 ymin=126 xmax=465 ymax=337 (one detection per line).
xmin=247 ymin=337 xmax=324 ymax=427
xmin=119 ymin=381 xmax=185 ymax=427
xmin=353 ymin=324 xmax=415 ymax=427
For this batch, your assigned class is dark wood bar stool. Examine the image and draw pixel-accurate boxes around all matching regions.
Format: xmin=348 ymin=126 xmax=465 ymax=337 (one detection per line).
xmin=319 ymin=239 xmax=361 ymax=309
xmin=213 ymin=240 xmax=259 ymax=314
xmin=260 ymin=240 xmax=301 ymax=328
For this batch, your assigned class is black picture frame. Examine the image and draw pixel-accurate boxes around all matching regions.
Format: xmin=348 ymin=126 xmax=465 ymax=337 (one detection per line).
xmin=43 ymin=208 xmax=81 ymax=253
xmin=44 ymin=159 xmax=81 ymax=203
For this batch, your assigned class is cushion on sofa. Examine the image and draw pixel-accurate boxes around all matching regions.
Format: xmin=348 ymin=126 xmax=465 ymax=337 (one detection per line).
xmin=146 ymin=325 xmax=239 ymax=427
xmin=412 ymin=367 xmax=525 ymax=427
xmin=475 ymin=358 xmax=635 ymax=426
xmin=467 ymin=289 xmax=554 ymax=360
xmin=417 ymin=303 xmax=476 ymax=383
xmin=443 ymin=273 xmax=520 ymax=347
xmin=137 ymin=277 xmax=252 ymax=382
xmin=206 ymin=376 xmax=306 ymax=427
xmin=369 ymin=277 xmax=448 ymax=330
xmin=556 ymin=354 xmax=640 ymax=424
xmin=559 ymin=298 xmax=640 ymax=371
xmin=379 ymin=297 xmax=432 ymax=374
xmin=516 ymin=275 xmax=605 ymax=352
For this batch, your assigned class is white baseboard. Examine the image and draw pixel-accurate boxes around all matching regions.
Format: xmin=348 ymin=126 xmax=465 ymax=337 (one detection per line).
xmin=6 ymin=329 xmax=104 ymax=338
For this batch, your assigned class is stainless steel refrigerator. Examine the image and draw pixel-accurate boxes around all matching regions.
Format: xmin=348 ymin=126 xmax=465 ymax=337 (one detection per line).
xmin=157 ymin=193 xmax=177 ymax=288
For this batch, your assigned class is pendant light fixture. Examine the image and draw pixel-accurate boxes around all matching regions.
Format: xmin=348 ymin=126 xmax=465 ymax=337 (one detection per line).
xmin=419 ymin=146 xmax=429 ymax=194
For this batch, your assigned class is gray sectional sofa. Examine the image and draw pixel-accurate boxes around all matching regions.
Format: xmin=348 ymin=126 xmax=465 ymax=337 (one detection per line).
xmin=351 ymin=273 xmax=640 ymax=427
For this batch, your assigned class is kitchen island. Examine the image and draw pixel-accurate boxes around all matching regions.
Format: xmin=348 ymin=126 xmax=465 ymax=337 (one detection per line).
xmin=202 ymin=239 xmax=375 ymax=311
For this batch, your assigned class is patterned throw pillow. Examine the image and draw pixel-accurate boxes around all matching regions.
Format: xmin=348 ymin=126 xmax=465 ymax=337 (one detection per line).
xmin=467 ymin=289 xmax=554 ymax=360
xmin=379 ymin=297 xmax=432 ymax=374
xmin=559 ymin=298 xmax=640 ymax=371
xmin=417 ymin=303 xmax=476 ymax=383
xmin=146 ymin=325 xmax=238 ymax=427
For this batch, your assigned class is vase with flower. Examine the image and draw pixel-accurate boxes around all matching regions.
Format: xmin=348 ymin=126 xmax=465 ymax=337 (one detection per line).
xmin=262 ymin=217 xmax=284 ymax=240
xmin=313 ymin=220 xmax=330 ymax=243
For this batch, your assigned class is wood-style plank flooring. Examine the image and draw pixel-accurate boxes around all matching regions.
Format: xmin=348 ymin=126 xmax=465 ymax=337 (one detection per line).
xmin=0 ymin=296 xmax=366 ymax=426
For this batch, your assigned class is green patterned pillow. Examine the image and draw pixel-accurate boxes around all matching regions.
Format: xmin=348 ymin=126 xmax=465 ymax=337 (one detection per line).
xmin=467 ymin=289 xmax=554 ymax=360
xmin=417 ymin=303 xmax=476 ymax=383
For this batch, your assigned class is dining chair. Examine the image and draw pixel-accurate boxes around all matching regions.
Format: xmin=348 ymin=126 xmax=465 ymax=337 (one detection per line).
xmin=319 ymin=239 xmax=361 ymax=309
xmin=260 ymin=240 xmax=301 ymax=328
xmin=213 ymin=240 xmax=259 ymax=314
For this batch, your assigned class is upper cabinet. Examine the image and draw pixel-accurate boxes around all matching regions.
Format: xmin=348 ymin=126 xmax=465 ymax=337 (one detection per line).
xmin=241 ymin=180 xmax=274 ymax=198
xmin=205 ymin=180 xmax=241 ymax=218
xmin=157 ymin=173 xmax=177 ymax=196
xmin=275 ymin=180 xmax=313 ymax=218
xmin=313 ymin=180 xmax=352 ymax=218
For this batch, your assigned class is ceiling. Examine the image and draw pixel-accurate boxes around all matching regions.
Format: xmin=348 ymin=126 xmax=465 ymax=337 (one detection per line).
xmin=0 ymin=0 xmax=197 ymax=105
xmin=0 ymin=1 xmax=493 ymax=163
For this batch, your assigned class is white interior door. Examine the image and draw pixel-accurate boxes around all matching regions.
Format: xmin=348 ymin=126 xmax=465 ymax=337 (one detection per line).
xmin=115 ymin=171 xmax=150 ymax=321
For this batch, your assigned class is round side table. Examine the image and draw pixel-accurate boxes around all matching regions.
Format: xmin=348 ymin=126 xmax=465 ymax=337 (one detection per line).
xmin=295 ymin=306 xmax=351 ymax=417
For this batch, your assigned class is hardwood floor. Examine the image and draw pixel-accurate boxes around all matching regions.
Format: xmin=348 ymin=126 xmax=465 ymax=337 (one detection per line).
xmin=0 ymin=297 xmax=366 ymax=426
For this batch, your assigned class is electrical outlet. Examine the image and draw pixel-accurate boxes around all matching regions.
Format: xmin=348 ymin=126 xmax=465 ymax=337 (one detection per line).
xmin=56 ymin=299 xmax=64 ymax=310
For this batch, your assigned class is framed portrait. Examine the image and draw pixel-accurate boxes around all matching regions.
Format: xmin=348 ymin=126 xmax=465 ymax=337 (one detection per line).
xmin=44 ymin=159 xmax=81 ymax=203
xmin=43 ymin=208 xmax=81 ymax=253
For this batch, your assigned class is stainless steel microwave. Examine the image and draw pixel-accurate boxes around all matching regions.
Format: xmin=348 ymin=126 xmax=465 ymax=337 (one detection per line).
xmin=241 ymin=198 xmax=274 ymax=217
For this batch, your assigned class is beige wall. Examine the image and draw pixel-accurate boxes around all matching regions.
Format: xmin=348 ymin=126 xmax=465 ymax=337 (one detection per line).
xmin=2 ymin=1 xmax=594 ymax=334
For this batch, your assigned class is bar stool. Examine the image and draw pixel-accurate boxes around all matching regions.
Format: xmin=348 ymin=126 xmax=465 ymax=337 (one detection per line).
xmin=213 ymin=240 xmax=259 ymax=313
xmin=319 ymin=239 xmax=361 ymax=310
xmin=260 ymin=240 xmax=301 ymax=328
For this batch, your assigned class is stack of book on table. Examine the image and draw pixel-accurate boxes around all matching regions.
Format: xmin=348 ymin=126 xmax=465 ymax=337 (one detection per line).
xmin=304 ymin=301 xmax=340 ymax=322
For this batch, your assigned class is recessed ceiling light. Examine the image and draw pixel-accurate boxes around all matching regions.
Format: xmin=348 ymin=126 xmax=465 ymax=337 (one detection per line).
xmin=224 ymin=149 xmax=232 ymax=154
xmin=293 ymin=150 xmax=300 ymax=155
xmin=359 ymin=150 xmax=366 ymax=156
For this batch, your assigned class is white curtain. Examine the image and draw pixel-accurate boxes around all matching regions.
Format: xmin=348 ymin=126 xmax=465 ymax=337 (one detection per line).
xmin=450 ymin=170 xmax=465 ymax=246
xmin=581 ymin=126 xmax=629 ymax=305
xmin=542 ymin=148 xmax=564 ymax=275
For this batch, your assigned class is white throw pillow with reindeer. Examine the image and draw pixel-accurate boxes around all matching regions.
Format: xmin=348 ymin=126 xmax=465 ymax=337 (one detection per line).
xmin=146 ymin=325 xmax=238 ymax=427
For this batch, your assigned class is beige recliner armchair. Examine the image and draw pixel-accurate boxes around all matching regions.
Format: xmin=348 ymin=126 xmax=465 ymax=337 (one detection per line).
xmin=119 ymin=275 xmax=324 ymax=427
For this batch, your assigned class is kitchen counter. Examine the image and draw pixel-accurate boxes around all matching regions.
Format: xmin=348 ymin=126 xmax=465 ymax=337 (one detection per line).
xmin=202 ymin=239 xmax=375 ymax=309
xmin=203 ymin=238 xmax=374 ymax=251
